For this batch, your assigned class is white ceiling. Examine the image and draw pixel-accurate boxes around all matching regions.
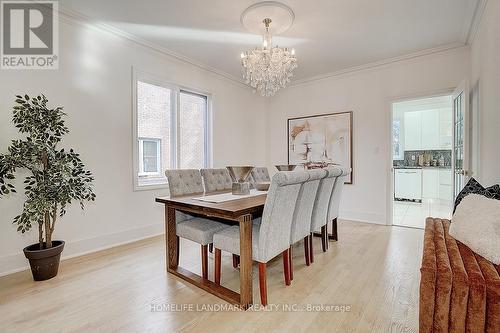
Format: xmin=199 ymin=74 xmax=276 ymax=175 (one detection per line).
xmin=60 ymin=0 xmax=480 ymax=83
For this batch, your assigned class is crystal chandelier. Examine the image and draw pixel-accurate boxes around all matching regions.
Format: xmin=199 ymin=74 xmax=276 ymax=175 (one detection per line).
xmin=240 ymin=18 xmax=298 ymax=97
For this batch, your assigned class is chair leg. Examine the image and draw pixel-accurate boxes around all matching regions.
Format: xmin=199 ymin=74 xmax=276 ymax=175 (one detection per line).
xmin=176 ymin=236 xmax=180 ymax=266
xmin=232 ymin=254 xmax=240 ymax=268
xmin=209 ymin=243 xmax=213 ymax=253
xmin=309 ymin=233 xmax=314 ymax=263
xmin=304 ymin=236 xmax=310 ymax=266
xmin=321 ymin=225 xmax=328 ymax=252
xmin=214 ymin=248 xmax=221 ymax=285
xmin=325 ymin=223 xmax=329 ymax=250
xmin=331 ymin=218 xmax=338 ymax=241
xmin=282 ymin=249 xmax=291 ymax=286
xmin=258 ymin=262 xmax=268 ymax=306
xmin=289 ymin=246 xmax=294 ymax=281
xmin=201 ymin=245 xmax=208 ymax=279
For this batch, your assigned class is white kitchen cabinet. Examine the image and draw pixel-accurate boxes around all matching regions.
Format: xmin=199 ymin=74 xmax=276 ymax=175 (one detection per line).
xmin=422 ymin=169 xmax=439 ymax=199
xmin=395 ymin=168 xmax=422 ymax=201
xmin=403 ymin=109 xmax=452 ymax=150
xmin=439 ymin=108 xmax=453 ymax=149
xmin=404 ymin=111 xmax=422 ymax=150
xmin=421 ymin=110 xmax=440 ymax=150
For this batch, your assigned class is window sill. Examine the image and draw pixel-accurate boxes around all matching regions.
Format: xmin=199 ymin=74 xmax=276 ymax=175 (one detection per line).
xmin=134 ymin=183 xmax=169 ymax=192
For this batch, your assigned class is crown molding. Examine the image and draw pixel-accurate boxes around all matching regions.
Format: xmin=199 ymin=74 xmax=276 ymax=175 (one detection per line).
xmin=289 ymin=42 xmax=467 ymax=87
xmin=57 ymin=6 xmax=248 ymax=87
xmin=464 ymin=0 xmax=488 ymax=45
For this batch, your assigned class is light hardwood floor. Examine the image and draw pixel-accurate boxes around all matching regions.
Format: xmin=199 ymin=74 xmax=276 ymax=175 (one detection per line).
xmin=0 ymin=221 xmax=423 ymax=333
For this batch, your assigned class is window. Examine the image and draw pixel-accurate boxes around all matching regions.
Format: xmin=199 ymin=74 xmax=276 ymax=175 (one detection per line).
xmin=179 ymin=91 xmax=208 ymax=169
xmin=133 ymin=72 xmax=211 ymax=190
xmin=138 ymin=138 xmax=161 ymax=175
xmin=393 ymin=120 xmax=403 ymax=160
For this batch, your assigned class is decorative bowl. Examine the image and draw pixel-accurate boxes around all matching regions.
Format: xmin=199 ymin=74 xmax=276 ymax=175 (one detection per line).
xmin=275 ymin=164 xmax=297 ymax=171
xmin=226 ymin=166 xmax=254 ymax=195
xmin=226 ymin=166 xmax=254 ymax=182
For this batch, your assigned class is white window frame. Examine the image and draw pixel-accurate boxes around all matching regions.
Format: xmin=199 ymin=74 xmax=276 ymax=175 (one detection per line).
xmin=132 ymin=69 xmax=213 ymax=191
xmin=138 ymin=138 xmax=162 ymax=176
xmin=392 ymin=119 xmax=403 ymax=160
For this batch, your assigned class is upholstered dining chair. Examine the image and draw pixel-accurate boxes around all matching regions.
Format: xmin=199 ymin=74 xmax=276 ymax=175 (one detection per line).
xmin=249 ymin=167 xmax=270 ymax=186
xmin=212 ymin=171 xmax=309 ymax=306
xmin=326 ymin=167 xmax=351 ymax=242
xmin=165 ymin=169 xmax=230 ymax=279
xmin=200 ymin=167 xmax=238 ymax=257
xmin=310 ymin=167 xmax=342 ymax=259
xmin=289 ymin=169 xmax=328 ymax=276
xmin=200 ymin=168 xmax=232 ymax=192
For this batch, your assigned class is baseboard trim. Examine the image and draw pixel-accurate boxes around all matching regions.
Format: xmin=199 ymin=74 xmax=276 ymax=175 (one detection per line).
xmin=0 ymin=223 xmax=163 ymax=277
xmin=339 ymin=211 xmax=386 ymax=225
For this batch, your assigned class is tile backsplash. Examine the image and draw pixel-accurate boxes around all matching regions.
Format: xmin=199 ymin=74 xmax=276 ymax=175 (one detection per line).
xmin=394 ymin=150 xmax=452 ymax=167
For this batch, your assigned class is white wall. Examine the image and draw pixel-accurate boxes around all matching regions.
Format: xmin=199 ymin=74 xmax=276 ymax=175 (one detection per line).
xmin=266 ymin=47 xmax=470 ymax=224
xmin=0 ymin=17 xmax=267 ymax=275
xmin=470 ymin=0 xmax=500 ymax=185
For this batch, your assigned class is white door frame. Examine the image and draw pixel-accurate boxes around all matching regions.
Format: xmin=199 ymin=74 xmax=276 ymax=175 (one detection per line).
xmin=386 ymin=88 xmax=455 ymax=226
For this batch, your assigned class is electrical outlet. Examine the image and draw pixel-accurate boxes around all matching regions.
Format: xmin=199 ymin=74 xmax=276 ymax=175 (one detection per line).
xmin=411 ymin=155 xmax=416 ymax=161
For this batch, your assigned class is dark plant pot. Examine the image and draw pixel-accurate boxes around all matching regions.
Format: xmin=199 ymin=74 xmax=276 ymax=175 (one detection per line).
xmin=23 ymin=240 xmax=65 ymax=281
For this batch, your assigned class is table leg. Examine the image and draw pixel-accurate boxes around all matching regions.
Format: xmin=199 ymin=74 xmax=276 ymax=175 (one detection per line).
xmin=165 ymin=206 xmax=178 ymax=270
xmin=239 ymin=214 xmax=253 ymax=309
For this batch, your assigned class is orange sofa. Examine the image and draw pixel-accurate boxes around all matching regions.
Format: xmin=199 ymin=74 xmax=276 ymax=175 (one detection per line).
xmin=420 ymin=218 xmax=500 ymax=333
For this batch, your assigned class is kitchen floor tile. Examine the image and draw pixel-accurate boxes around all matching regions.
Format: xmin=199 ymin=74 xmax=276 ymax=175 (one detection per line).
xmin=393 ymin=199 xmax=452 ymax=229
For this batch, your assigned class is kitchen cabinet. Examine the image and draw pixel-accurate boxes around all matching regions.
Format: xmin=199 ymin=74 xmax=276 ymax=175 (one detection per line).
xmin=395 ymin=168 xmax=422 ymax=201
xmin=439 ymin=109 xmax=453 ymax=149
xmin=403 ymin=109 xmax=452 ymax=150
xmin=404 ymin=112 xmax=422 ymax=150
xmin=422 ymin=169 xmax=439 ymax=198
xmin=421 ymin=110 xmax=440 ymax=150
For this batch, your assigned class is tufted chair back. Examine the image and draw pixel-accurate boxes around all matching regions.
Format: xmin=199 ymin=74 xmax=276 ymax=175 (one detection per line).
xmin=257 ymin=171 xmax=309 ymax=262
xmin=200 ymin=168 xmax=233 ymax=192
xmin=327 ymin=167 xmax=351 ymax=222
xmin=165 ymin=169 xmax=205 ymax=222
xmin=165 ymin=169 xmax=204 ymax=197
xmin=290 ymin=169 xmax=328 ymax=244
xmin=251 ymin=167 xmax=271 ymax=183
xmin=310 ymin=167 xmax=342 ymax=232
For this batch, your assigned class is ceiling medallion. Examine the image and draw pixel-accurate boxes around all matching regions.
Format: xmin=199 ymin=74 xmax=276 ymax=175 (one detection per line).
xmin=240 ymin=1 xmax=297 ymax=97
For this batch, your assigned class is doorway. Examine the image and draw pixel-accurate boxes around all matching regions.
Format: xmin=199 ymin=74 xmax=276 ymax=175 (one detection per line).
xmin=391 ymin=95 xmax=454 ymax=229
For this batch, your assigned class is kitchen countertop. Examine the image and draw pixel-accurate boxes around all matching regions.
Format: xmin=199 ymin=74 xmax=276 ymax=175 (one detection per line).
xmin=394 ymin=166 xmax=452 ymax=170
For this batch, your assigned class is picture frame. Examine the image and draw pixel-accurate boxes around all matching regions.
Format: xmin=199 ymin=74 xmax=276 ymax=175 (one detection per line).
xmin=287 ymin=111 xmax=353 ymax=184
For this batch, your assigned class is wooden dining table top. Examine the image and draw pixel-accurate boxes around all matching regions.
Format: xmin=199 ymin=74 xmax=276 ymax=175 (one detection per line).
xmin=155 ymin=190 xmax=267 ymax=220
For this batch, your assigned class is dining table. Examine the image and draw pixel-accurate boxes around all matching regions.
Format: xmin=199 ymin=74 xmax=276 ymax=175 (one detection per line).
xmin=155 ymin=190 xmax=267 ymax=310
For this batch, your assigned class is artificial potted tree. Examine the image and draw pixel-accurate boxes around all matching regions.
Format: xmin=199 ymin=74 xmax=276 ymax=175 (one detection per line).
xmin=0 ymin=94 xmax=95 ymax=281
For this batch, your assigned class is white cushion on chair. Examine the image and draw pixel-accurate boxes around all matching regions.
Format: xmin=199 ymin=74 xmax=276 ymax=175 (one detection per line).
xmin=213 ymin=224 xmax=261 ymax=260
xmin=177 ymin=218 xmax=229 ymax=245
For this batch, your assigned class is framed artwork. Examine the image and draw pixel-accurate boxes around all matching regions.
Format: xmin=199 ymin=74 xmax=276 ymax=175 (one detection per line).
xmin=287 ymin=111 xmax=353 ymax=184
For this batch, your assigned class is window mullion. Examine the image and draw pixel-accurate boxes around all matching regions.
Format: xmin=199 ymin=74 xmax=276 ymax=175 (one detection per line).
xmin=176 ymin=87 xmax=181 ymax=169
xmin=204 ymin=97 xmax=209 ymax=168
xmin=170 ymin=88 xmax=177 ymax=169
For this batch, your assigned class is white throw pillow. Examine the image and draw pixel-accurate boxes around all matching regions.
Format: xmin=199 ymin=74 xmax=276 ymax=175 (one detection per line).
xmin=449 ymin=193 xmax=500 ymax=264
